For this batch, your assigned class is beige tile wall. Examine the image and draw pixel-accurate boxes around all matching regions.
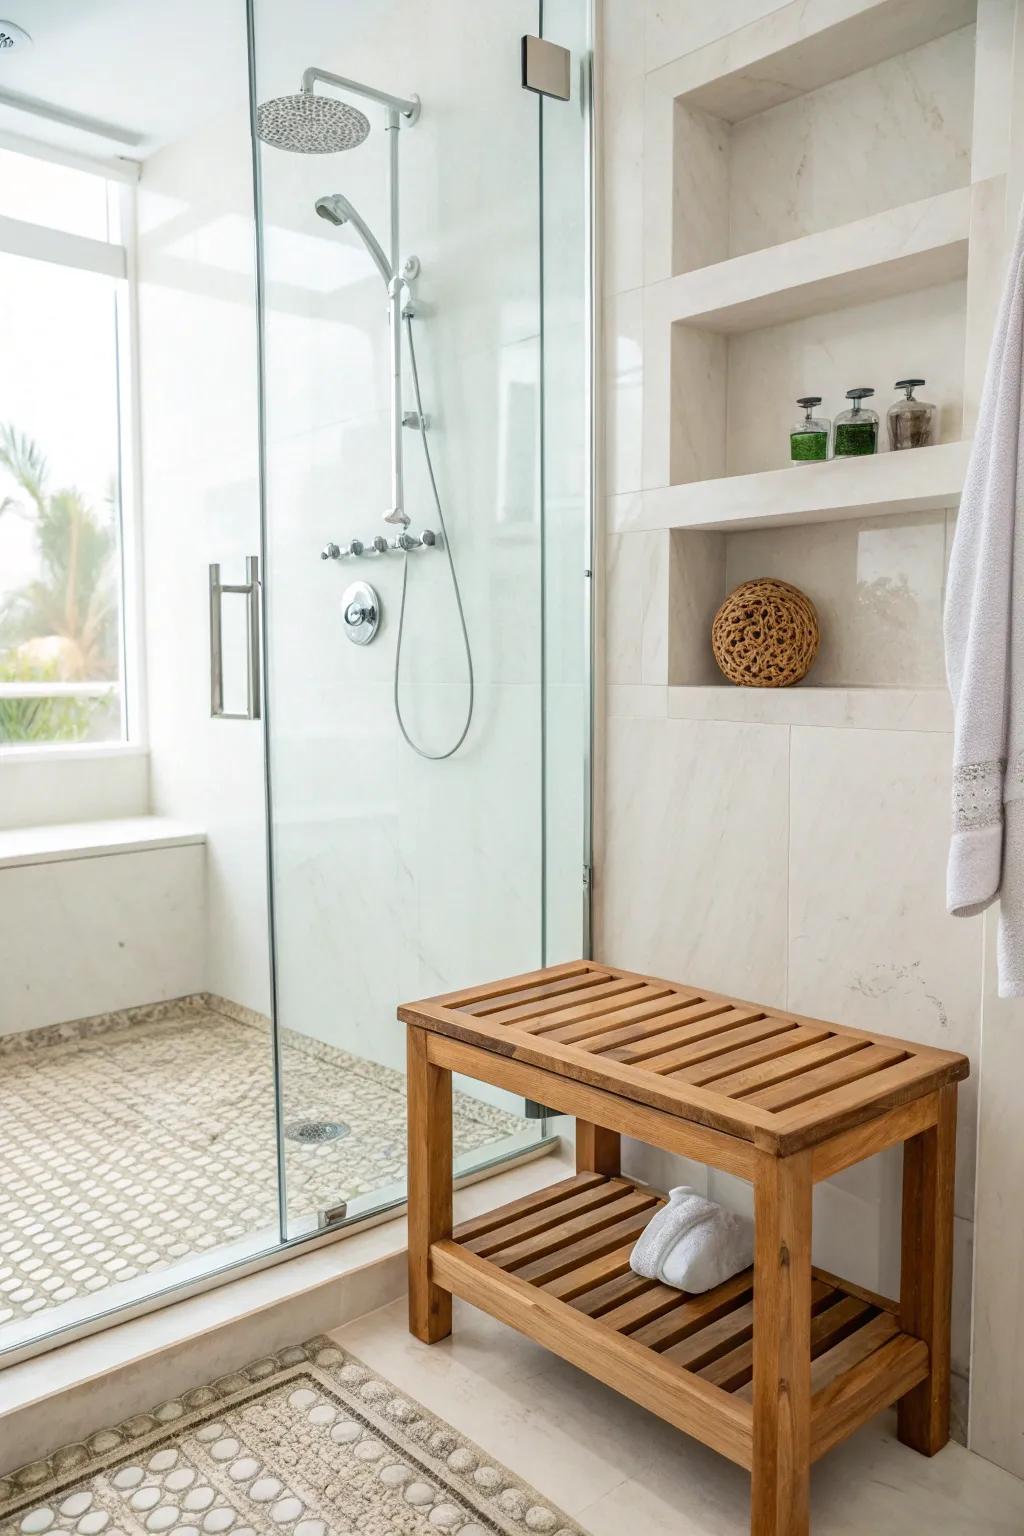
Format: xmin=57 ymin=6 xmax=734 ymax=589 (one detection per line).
xmin=596 ymin=0 xmax=1024 ymax=1456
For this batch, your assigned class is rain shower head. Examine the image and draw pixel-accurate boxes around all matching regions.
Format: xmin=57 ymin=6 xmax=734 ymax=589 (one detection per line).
xmin=315 ymin=193 xmax=392 ymax=288
xmin=257 ymin=91 xmax=371 ymax=153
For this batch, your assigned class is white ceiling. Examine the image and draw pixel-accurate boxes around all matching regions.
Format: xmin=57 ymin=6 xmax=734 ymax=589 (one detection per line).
xmin=0 ymin=0 xmax=247 ymax=159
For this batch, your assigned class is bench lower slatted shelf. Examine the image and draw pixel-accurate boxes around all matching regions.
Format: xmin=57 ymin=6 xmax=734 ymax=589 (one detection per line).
xmin=401 ymin=961 xmax=968 ymax=1536
xmin=434 ymin=1171 xmax=928 ymax=1469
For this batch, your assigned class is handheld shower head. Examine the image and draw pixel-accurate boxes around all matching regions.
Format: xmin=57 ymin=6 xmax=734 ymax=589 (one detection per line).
xmin=257 ymin=91 xmax=370 ymax=153
xmin=314 ymin=193 xmax=393 ymax=287
xmin=313 ymin=193 xmax=351 ymax=227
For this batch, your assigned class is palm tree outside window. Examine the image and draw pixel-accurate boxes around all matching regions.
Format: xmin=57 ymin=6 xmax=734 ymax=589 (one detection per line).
xmin=0 ymin=149 xmax=128 ymax=748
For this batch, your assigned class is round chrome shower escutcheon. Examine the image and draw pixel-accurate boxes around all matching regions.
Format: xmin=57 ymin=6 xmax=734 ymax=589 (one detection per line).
xmin=341 ymin=580 xmax=380 ymax=645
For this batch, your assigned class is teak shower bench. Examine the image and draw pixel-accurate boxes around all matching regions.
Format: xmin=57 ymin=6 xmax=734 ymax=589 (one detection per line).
xmin=400 ymin=959 xmax=969 ymax=1536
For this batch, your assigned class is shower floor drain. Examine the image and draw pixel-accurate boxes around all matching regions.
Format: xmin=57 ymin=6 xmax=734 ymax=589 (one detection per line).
xmin=284 ymin=1118 xmax=350 ymax=1145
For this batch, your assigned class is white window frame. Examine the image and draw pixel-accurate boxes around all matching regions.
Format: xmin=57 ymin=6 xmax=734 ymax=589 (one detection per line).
xmin=0 ymin=131 xmax=146 ymax=757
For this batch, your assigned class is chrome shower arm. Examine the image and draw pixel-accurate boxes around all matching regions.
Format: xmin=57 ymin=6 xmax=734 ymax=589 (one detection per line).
xmin=301 ymin=67 xmax=419 ymax=122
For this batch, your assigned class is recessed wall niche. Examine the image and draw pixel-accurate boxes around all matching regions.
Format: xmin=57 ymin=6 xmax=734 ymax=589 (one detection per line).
xmin=646 ymin=2 xmax=978 ymax=491
xmin=668 ymin=510 xmax=950 ymax=689
xmin=672 ymin=22 xmax=976 ymax=275
xmin=670 ymin=280 xmax=967 ymax=483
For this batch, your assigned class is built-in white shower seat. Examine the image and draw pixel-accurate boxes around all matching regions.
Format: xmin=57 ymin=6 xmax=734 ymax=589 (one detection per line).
xmin=0 ymin=815 xmax=203 ymax=868
xmin=0 ymin=816 xmax=207 ymax=1034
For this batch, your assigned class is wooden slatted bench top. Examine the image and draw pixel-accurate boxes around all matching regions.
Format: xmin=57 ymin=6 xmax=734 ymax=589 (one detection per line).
xmin=399 ymin=959 xmax=969 ymax=1154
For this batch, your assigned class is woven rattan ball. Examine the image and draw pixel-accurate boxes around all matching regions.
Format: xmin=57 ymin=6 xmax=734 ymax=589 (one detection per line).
xmin=711 ymin=577 xmax=819 ymax=688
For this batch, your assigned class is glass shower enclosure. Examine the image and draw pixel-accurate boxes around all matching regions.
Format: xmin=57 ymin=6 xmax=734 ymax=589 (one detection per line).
xmin=0 ymin=0 xmax=590 ymax=1362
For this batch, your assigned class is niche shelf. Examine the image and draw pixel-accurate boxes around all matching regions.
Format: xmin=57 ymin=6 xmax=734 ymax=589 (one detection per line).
xmin=631 ymin=441 xmax=969 ymax=534
xmin=658 ymin=189 xmax=971 ymax=336
xmin=663 ymin=685 xmax=952 ymax=733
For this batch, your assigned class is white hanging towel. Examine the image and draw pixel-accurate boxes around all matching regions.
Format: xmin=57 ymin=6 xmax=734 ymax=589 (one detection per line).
xmin=945 ymin=196 xmax=1024 ymax=996
xmin=629 ymin=1186 xmax=753 ymax=1295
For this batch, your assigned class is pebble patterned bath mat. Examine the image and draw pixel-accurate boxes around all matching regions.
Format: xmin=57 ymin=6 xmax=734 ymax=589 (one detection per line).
xmin=0 ymin=1337 xmax=584 ymax=1536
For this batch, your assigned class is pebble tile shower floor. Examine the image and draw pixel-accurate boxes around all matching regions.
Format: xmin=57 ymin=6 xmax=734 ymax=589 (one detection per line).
xmin=0 ymin=997 xmax=520 ymax=1334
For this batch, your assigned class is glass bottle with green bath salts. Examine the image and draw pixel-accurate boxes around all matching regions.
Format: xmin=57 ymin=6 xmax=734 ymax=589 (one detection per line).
xmin=832 ymin=388 xmax=879 ymax=457
xmin=790 ymin=396 xmax=830 ymax=464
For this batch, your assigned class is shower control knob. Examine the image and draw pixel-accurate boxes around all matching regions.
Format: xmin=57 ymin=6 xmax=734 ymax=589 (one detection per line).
xmin=371 ymin=535 xmax=388 ymax=554
xmin=421 ymin=529 xmax=437 ymax=546
xmin=321 ymin=542 xmax=341 ymax=561
xmin=346 ymin=539 xmax=364 ymax=557
xmin=341 ymin=581 xmax=381 ymax=646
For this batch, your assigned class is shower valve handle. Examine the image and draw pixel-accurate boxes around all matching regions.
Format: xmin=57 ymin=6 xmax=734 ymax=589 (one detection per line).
xmin=345 ymin=599 xmax=376 ymax=627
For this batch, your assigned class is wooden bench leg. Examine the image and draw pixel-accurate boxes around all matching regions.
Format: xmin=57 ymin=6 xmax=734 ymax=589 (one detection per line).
xmin=898 ymin=1083 xmax=957 ymax=1456
xmin=751 ymin=1148 xmax=812 ymax=1536
xmin=407 ymin=1026 xmax=453 ymax=1344
xmin=576 ymin=1120 xmax=621 ymax=1175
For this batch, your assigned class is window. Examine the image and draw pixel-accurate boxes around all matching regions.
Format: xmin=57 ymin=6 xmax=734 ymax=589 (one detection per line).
xmin=0 ymin=148 xmax=130 ymax=748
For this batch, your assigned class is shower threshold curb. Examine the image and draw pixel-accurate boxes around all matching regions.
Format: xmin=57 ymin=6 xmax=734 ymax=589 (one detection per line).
xmin=0 ymin=1142 xmax=569 ymax=1478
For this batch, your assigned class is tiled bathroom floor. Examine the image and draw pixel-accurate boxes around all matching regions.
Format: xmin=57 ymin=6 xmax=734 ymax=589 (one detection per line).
xmin=0 ymin=997 xmax=521 ymax=1335
xmin=335 ymin=1299 xmax=1024 ymax=1536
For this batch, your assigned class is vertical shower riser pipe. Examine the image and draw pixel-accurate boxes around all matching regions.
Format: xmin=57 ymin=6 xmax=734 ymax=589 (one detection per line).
xmin=385 ymin=107 xmax=409 ymax=526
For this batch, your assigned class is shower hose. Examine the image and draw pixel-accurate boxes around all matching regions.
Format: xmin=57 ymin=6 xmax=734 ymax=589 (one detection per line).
xmin=393 ymin=312 xmax=475 ymax=760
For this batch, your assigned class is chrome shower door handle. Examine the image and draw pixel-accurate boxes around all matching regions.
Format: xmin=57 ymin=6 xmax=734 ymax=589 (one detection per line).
xmin=209 ymin=556 xmax=262 ymax=720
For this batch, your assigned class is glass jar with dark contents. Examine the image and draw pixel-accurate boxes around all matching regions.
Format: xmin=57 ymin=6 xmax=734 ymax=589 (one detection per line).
xmin=832 ymin=388 xmax=878 ymax=457
xmin=790 ymin=396 xmax=830 ymax=464
xmin=887 ymin=379 xmax=935 ymax=450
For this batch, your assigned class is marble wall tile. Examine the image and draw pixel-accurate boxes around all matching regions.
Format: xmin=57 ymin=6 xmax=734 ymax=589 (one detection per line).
xmin=606 ymin=489 xmax=645 ymax=534
xmin=963 ymin=175 xmax=1010 ymax=434
xmin=607 ymin=683 xmax=669 ymax=719
xmin=967 ymin=910 xmax=1024 ymax=1475
xmin=722 ymin=511 xmax=949 ymax=688
xmin=605 ymin=530 xmax=670 ymax=685
xmin=953 ymin=1213 xmax=975 ymax=1380
xmin=642 ymin=74 xmax=677 ymax=286
xmin=599 ymin=714 xmax=789 ymax=1004
xmin=641 ymin=282 xmax=673 ymax=487
xmin=728 ymin=27 xmax=975 ymax=258
xmin=545 ymin=683 xmax=588 ymax=964
xmin=139 ymin=110 xmax=271 ymax=1020
xmin=0 ymin=749 xmax=148 ymax=832
xmin=605 ymin=288 xmax=645 ymax=496
xmin=788 ymin=725 xmax=982 ymax=1221
xmin=398 ymin=681 xmax=543 ymax=1004
xmin=0 ymin=846 xmax=206 ymax=1034
xmin=667 ymin=528 xmax=725 ymax=684
xmin=673 ymin=105 xmax=731 ymax=275
xmin=601 ymin=0 xmax=646 ymax=297
xmin=971 ymin=0 xmax=1016 ymax=181
xmin=724 ymin=280 xmax=967 ymax=476
xmin=644 ymin=0 xmax=788 ymax=76
xmin=669 ymin=322 xmax=727 ymax=483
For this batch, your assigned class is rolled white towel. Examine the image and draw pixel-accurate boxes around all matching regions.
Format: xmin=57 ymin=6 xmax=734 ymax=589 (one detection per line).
xmin=629 ymin=1186 xmax=754 ymax=1295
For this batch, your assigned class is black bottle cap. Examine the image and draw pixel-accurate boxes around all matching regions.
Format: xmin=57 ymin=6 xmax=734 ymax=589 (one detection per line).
xmin=845 ymin=387 xmax=875 ymax=400
xmin=796 ymin=396 xmax=822 ymax=408
xmin=894 ymin=378 xmax=925 ymax=389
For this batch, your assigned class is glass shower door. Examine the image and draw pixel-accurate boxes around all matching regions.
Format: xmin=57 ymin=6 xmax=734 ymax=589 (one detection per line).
xmin=250 ymin=1 xmax=591 ymax=1237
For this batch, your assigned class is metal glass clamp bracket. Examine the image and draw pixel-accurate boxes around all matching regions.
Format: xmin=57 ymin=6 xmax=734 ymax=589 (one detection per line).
xmin=209 ymin=556 xmax=261 ymax=720
xmin=521 ymin=36 xmax=571 ymax=101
